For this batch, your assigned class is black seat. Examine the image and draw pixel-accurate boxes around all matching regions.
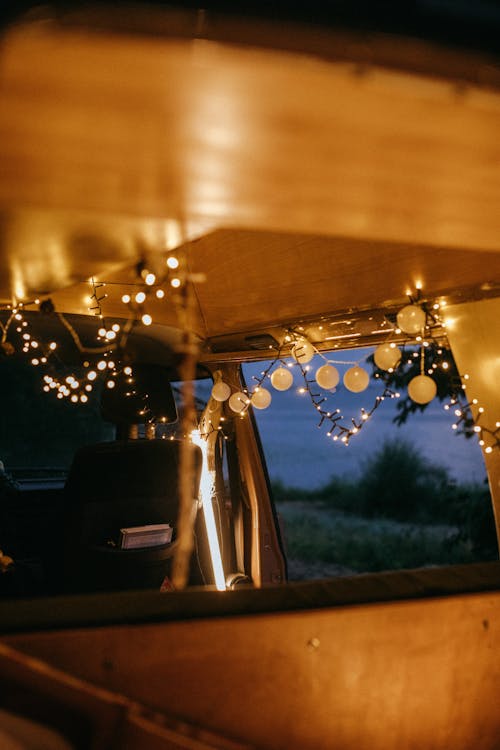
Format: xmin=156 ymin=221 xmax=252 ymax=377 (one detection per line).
xmin=62 ymin=439 xmax=202 ymax=593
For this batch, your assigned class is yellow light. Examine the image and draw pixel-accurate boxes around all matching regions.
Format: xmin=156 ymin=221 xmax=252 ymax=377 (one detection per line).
xmin=145 ymin=273 xmax=156 ymax=286
xmin=485 ymin=446 xmax=493 ymax=454
xmin=122 ymin=294 xmax=131 ymax=304
xmin=107 ymin=361 xmax=115 ymax=369
xmin=156 ymin=289 xmax=165 ymax=299
xmin=49 ymin=342 xmax=57 ymax=351
xmin=70 ymin=395 xmax=78 ymax=403
xmin=141 ymin=313 xmax=153 ymax=326
xmin=105 ymin=330 xmax=116 ymax=340
xmin=166 ymin=256 xmax=179 ymax=269
xmin=80 ymin=395 xmax=88 ymax=403
xmin=124 ymin=366 xmax=132 ymax=375
xmin=107 ymin=380 xmax=115 ymax=389
xmin=135 ymin=292 xmax=146 ymax=304
xmin=98 ymin=327 xmax=106 ymax=337
xmin=87 ymin=370 xmax=97 ymax=380
xmin=97 ymin=361 xmax=106 ymax=371
xmin=85 ymin=384 xmax=92 ymax=392
xmin=415 ymin=280 xmax=423 ymax=290
xmin=170 ymin=278 xmax=181 ymax=288
xmin=191 ymin=430 xmax=226 ymax=591
xmin=112 ymin=323 xmax=120 ymax=332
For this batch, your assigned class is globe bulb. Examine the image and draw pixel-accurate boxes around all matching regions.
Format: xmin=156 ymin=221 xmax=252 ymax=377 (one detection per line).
xmin=291 ymin=340 xmax=315 ymax=364
xmin=396 ymin=305 xmax=426 ymax=335
xmin=270 ymin=367 xmax=294 ymax=391
xmin=315 ymin=364 xmax=340 ymax=390
xmin=229 ymin=391 xmax=249 ymax=414
xmin=211 ymin=381 xmax=231 ymax=402
xmin=343 ymin=366 xmax=370 ymax=393
xmin=251 ymin=388 xmax=272 ymax=410
xmin=408 ymin=374 xmax=437 ymax=404
xmin=374 ymin=343 xmax=401 ymax=371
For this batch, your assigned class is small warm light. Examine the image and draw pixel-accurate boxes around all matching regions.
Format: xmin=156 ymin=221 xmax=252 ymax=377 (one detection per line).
xmin=80 ymin=394 xmax=88 ymax=403
xmin=112 ymin=323 xmax=120 ymax=332
xmin=442 ymin=362 xmax=449 ymax=370
xmin=31 ymin=358 xmax=39 ymax=366
xmin=135 ymin=292 xmax=146 ymax=304
xmin=97 ymin=361 xmax=107 ymax=371
xmin=141 ymin=313 xmax=153 ymax=326
xmin=485 ymin=446 xmax=493 ymax=454
xmin=98 ymin=327 xmax=106 ymax=337
xmin=166 ymin=256 xmax=179 ymax=269
xmin=105 ymin=330 xmax=116 ymax=340
xmin=107 ymin=361 xmax=115 ymax=369
xmin=122 ymin=294 xmax=131 ymax=304
xmin=107 ymin=380 xmax=115 ymax=389
xmin=156 ymin=289 xmax=165 ymax=299
xmin=49 ymin=342 xmax=57 ymax=351
xmin=170 ymin=278 xmax=181 ymax=288
xmin=478 ymin=407 xmax=484 ymax=414
xmin=474 ymin=426 xmax=481 ymax=433
xmin=144 ymin=273 xmax=155 ymax=286
xmin=415 ymin=280 xmax=423 ymax=290
xmin=87 ymin=370 xmax=97 ymax=380
xmin=85 ymin=384 xmax=92 ymax=392
xmin=70 ymin=395 xmax=78 ymax=403
xmin=30 ymin=341 xmax=38 ymax=348
xmin=124 ymin=366 xmax=132 ymax=376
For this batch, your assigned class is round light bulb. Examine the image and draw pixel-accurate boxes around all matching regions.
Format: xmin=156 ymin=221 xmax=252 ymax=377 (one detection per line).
xmin=315 ymin=364 xmax=340 ymax=390
xmin=135 ymin=292 xmax=146 ymax=304
xmin=396 ymin=305 xmax=426 ymax=335
xmin=121 ymin=294 xmax=131 ymax=304
xmin=291 ymin=340 xmax=315 ymax=364
xmin=87 ymin=370 xmax=97 ymax=381
xmin=211 ymin=381 xmax=231 ymax=402
xmin=408 ymin=374 xmax=437 ymax=404
xmin=145 ymin=273 xmax=156 ymax=286
xmin=251 ymin=387 xmax=272 ymax=410
xmin=167 ymin=256 xmax=179 ymax=269
xmin=374 ymin=343 xmax=402 ymax=371
xmin=270 ymin=367 xmax=294 ymax=391
xmin=343 ymin=366 xmax=370 ymax=393
xmin=228 ymin=391 xmax=249 ymax=414
xmin=156 ymin=289 xmax=165 ymax=299
xmin=97 ymin=360 xmax=107 ymax=371
xmin=141 ymin=313 xmax=153 ymax=326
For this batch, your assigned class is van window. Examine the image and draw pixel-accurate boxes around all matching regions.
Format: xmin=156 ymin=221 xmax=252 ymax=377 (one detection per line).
xmin=243 ymin=347 xmax=497 ymax=581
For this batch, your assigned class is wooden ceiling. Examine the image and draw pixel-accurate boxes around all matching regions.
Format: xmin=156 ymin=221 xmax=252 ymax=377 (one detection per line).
xmin=0 ymin=6 xmax=499 ymax=344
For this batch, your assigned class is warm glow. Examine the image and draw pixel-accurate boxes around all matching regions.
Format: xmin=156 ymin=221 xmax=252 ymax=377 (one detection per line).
xmin=191 ymin=430 xmax=226 ymax=591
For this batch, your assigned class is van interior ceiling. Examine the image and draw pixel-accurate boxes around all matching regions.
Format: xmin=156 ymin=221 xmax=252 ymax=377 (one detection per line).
xmin=0 ymin=3 xmax=500 ymax=749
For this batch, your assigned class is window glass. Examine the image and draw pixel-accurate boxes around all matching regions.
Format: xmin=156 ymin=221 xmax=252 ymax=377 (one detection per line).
xmin=243 ymin=347 xmax=497 ymax=581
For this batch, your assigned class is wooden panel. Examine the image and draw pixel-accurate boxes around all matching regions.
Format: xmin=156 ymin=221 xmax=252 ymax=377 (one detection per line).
xmin=446 ymin=297 xmax=500 ymax=538
xmin=0 ymin=17 xmax=500 ymax=319
xmin=6 ymin=591 xmax=500 ymax=749
xmin=187 ymin=229 xmax=500 ymax=336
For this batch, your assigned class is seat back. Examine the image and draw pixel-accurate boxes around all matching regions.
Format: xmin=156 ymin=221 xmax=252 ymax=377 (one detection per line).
xmin=62 ymin=439 xmax=202 ymax=593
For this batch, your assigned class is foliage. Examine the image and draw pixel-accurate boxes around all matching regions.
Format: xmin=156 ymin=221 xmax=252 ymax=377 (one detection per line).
xmin=368 ymin=345 xmax=476 ymax=438
xmin=272 ymin=439 xmax=498 ymax=576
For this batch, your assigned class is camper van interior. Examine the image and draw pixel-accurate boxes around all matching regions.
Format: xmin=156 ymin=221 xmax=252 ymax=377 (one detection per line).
xmin=0 ymin=2 xmax=500 ymax=748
